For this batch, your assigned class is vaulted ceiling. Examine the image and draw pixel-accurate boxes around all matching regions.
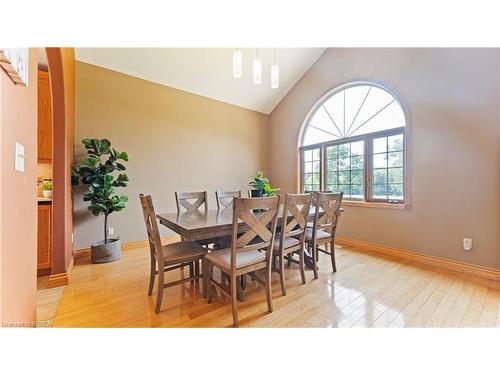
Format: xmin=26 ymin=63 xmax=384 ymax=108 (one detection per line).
xmin=75 ymin=48 xmax=325 ymax=114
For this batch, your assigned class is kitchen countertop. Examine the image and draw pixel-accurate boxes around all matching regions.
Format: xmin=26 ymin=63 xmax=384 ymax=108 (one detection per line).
xmin=38 ymin=197 xmax=52 ymax=203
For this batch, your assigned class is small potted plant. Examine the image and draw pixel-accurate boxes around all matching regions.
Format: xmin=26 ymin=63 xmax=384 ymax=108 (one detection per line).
xmin=41 ymin=180 xmax=53 ymax=198
xmin=249 ymin=171 xmax=269 ymax=197
xmin=72 ymin=138 xmax=129 ymax=264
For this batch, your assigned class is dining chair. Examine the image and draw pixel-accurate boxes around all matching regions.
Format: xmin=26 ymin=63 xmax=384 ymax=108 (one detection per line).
xmin=140 ymin=194 xmax=208 ymax=313
xmin=272 ymin=193 xmax=312 ymax=296
xmin=215 ymin=190 xmax=241 ymax=210
xmin=175 ymin=191 xmax=208 ymax=213
xmin=206 ymin=196 xmax=280 ymax=327
xmin=305 ymin=192 xmax=343 ymax=279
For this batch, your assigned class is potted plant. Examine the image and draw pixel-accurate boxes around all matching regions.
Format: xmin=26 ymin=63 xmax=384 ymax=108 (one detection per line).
xmin=249 ymin=171 xmax=269 ymax=197
xmin=41 ymin=180 xmax=52 ymax=198
xmin=72 ymin=138 xmax=129 ymax=264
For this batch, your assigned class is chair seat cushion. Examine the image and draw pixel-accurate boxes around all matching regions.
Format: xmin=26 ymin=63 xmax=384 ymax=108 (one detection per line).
xmin=273 ymin=235 xmax=300 ymax=251
xmin=206 ymin=248 xmax=266 ymax=270
xmin=162 ymin=241 xmax=207 ymax=264
xmin=304 ymin=228 xmax=332 ymax=242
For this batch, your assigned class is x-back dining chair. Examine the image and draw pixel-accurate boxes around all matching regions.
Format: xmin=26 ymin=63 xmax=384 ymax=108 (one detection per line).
xmin=206 ymin=196 xmax=280 ymax=327
xmin=175 ymin=191 xmax=208 ymax=213
xmin=273 ymin=193 xmax=312 ymax=295
xmin=305 ymin=192 xmax=343 ymax=279
xmin=215 ymin=190 xmax=241 ymax=210
xmin=140 ymin=194 xmax=207 ymax=313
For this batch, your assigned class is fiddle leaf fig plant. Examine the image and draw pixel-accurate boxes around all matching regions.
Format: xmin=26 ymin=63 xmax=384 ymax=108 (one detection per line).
xmin=72 ymin=138 xmax=129 ymax=243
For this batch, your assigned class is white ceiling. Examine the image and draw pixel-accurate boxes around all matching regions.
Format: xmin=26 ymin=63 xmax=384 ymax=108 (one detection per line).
xmin=75 ymin=48 xmax=325 ymax=114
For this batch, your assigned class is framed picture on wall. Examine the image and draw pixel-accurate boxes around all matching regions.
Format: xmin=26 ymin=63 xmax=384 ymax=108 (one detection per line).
xmin=0 ymin=48 xmax=29 ymax=87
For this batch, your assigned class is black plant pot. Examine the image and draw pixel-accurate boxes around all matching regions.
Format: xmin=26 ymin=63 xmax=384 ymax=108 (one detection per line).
xmin=250 ymin=189 xmax=263 ymax=198
xmin=250 ymin=189 xmax=265 ymax=212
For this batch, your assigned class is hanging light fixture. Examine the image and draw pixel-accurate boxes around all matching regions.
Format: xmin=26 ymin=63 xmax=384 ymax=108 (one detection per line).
xmin=271 ymin=48 xmax=279 ymax=89
xmin=232 ymin=49 xmax=242 ymax=78
xmin=253 ymin=48 xmax=262 ymax=84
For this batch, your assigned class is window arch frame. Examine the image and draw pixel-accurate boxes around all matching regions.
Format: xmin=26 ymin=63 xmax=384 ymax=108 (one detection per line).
xmin=297 ymin=81 xmax=411 ymax=209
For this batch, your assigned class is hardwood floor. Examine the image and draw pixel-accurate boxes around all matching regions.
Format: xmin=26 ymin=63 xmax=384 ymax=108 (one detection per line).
xmin=53 ymin=240 xmax=500 ymax=328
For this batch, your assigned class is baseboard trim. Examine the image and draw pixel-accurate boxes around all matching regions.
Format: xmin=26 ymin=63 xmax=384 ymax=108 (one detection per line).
xmin=336 ymin=236 xmax=500 ymax=282
xmin=47 ymin=272 xmax=69 ymax=288
xmin=74 ymin=236 xmax=178 ymax=259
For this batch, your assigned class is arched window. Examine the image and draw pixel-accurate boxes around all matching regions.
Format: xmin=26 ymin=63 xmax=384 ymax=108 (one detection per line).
xmin=300 ymin=82 xmax=408 ymax=205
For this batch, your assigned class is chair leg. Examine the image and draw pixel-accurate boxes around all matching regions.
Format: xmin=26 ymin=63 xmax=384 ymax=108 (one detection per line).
xmin=207 ymin=263 xmax=214 ymax=304
xmin=299 ymin=247 xmax=306 ymax=284
xmin=279 ymin=254 xmax=286 ymax=296
xmin=330 ymin=240 xmax=337 ymax=272
xmin=312 ymin=243 xmax=319 ymax=279
xmin=202 ymin=257 xmax=208 ymax=298
xmin=231 ymin=275 xmax=239 ymax=327
xmin=265 ymin=264 xmax=273 ymax=313
xmin=155 ymin=269 xmax=164 ymax=313
xmin=189 ymin=262 xmax=194 ymax=283
xmin=195 ymin=259 xmax=200 ymax=279
xmin=148 ymin=257 xmax=155 ymax=296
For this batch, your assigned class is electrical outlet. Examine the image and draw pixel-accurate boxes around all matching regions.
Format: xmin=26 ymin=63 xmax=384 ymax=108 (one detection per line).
xmin=463 ymin=238 xmax=472 ymax=251
xmin=108 ymin=227 xmax=114 ymax=236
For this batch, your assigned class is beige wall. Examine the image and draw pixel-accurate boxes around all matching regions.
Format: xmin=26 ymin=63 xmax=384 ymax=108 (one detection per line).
xmin=74 ymin=62 xmax=270 ymax=249
xmin=270 ymin=48 xmax=500 ymax=270
xmin=0 ymin=49 xmax=38 ymax=323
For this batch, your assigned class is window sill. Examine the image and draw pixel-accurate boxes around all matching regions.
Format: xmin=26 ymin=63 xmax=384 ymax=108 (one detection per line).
xmin=341 ymin=200 xmax=410 ymax=210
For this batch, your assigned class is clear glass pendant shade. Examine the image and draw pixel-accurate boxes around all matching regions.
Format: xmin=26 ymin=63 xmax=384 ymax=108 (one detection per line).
xmin=233 ymin=49 xmax=242 ymax=78
xmin=253 ymin=58 xmax=262 ymax=84
xmin=271 ymin=64 xmax=279 ymax=88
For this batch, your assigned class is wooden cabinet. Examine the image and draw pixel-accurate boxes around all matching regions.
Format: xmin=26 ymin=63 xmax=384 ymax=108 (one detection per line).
xmin=37 ymin=69 xmax=52 ymax=163
xmin=37 ymin=203 xmax=52 ymax=272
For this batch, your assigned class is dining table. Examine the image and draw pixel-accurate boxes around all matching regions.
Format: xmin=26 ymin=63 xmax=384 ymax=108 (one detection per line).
xmin=157 ymin=205 xmax=343 ymax=243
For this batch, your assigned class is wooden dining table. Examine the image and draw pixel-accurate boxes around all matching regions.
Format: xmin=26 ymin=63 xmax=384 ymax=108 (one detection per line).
xmin=157 ymin=206 xmax=343 ymax=242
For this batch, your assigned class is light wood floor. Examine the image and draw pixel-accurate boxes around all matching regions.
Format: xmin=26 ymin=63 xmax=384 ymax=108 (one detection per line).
xmin=53 ymin=242 xmax=500 ymax=328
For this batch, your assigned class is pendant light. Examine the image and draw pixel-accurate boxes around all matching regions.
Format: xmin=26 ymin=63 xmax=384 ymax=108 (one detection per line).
xmin=271 ymin=48 xmax=279 ymax=89
xmin=232 ymin=49 xmax=242 ymax=78
xmin=253 ymin=48 xmax=262 ymax=84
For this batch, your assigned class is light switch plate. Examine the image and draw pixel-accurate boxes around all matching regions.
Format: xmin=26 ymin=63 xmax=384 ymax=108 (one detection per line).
xmin=15 ymin=142 xmax=25 ymax=172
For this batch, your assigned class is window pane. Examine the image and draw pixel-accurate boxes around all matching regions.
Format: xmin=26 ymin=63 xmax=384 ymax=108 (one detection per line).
xmin=388 ymin=134 xmax=404 ymax=151
xmin=305 ymin=162 xmax=312 ymax=173
xmin=373 ymin=169 xmax=387 ymax=185
xmin=312 ymin=174 xmax=320 ymax=185
xmin=351 ymin=155 xmax=364 ymax=170
xmin=305 ymin=174 xmax=313 ymax=185
xmin=338 ymin=157 xmax=350 ymax=170
xmin=327 ymin=145 xmax=338 ymax=159
xmin=373 ymin=137 xmax=387 ymax=154
xmin=312 ymin=184 xmax=320 ymax=191
xmin=351 ymin=184 xmax=364 ymax=198
xmin=388 ymin=184 xmax=403 ymax=199
xmin=373 ymin=184 xmax=387 ymax=198
xmin=338 ymin=171 xmax=350 ymax=184
xmin=313 ymin=161 xmax=321 ymax=172
xmin=304 ymin=150 xmax=313 ymax=162
xmin=339 ymin=185 xmax=351 ymax=196
xmin=373 ymin=153 xmax=387 ymax=168
xmin=338 ymin=144 xmax=350 ymax=158
xmin=351 ymin=141 xmax=364 ymax=156
xmin=313 ymin=148 xmax=321 ymax=161
xmin=326 ymin=159 xmax=338 ymax=172
xmin=351 ymin=170 xmax=363 ymax=185
xmin=388 ymin=151 xmax=403 ymax=167
xmin=388 ymin=168 xmax=403 ymax=184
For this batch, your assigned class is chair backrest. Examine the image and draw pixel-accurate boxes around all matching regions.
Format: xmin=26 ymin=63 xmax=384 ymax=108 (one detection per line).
xmin=230 ymin=196 xmax=280 ymax=272
xmin=279 ymin=193 xmax=312 ymax=250
xmin=175 ymin=191 xmax=208 ymax=213
xmin=139 ymin=194 xmax=164 ymax=265
xmin=215 ymin=190 xmax=241 ymax=210
xmin=311 ymin=192 xmax=343 ymax=240
xmin=305 ymin=190 xmax=332 ymax=207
